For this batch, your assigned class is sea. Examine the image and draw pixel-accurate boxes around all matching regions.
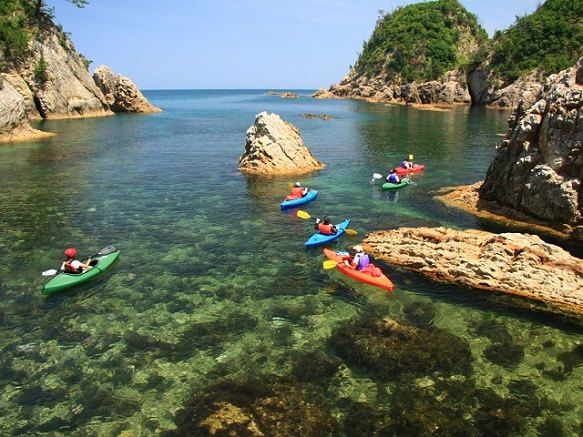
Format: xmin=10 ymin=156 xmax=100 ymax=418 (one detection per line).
xmin=0 ymin=90 xmax=581 ymax=434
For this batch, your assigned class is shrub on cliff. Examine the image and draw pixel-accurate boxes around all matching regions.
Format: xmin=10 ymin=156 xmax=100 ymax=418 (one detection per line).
xmin=489 ymin=0 xmax=583 ymax=86
xmin=356 ymin=0 xmax=488 ymax=83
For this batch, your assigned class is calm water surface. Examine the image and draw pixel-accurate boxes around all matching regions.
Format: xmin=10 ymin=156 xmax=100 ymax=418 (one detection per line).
xmin=0 ymin=90 xmax=581 ymax=434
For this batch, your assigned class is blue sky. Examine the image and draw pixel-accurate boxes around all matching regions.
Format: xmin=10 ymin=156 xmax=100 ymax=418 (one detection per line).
xmin=46 ymin=0 xmax=542 ymax=89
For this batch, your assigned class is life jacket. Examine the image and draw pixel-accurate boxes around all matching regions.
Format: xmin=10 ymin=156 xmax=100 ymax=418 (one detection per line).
xmin=287 ymin=187 xmax=304 ymax=199
xmin=401 ymin=160 xmax=410 ymax=169
xmin=64 ymin=260 xmax=82 ymax=274
xmin=355 ymin=253 xmax=370 ymax=270
xmin=388 ymin=174 xmax=400 ymax=183
xmin=318 ymin=223 xmax=335 ymax=235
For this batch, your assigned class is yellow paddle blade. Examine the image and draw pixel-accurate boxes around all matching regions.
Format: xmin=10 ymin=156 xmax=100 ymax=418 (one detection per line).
xmin=297 ymin=210 xmax=311 ymax=219
xmin=323 ymin=260 xmax=339 ymax=269
xmin=345 ymin=228 xmax=358 ymax=236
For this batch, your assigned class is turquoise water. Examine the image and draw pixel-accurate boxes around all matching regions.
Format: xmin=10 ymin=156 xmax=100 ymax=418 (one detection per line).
xmin=0 ymin=90 xmax=581 ymax=434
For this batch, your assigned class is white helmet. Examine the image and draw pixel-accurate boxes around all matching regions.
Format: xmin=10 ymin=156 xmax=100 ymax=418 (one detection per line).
xmin=294 ymin=182 xmax=301 ymax=187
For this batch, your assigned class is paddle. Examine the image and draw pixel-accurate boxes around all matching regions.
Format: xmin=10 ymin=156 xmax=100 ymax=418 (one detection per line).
xmin=296 ymin=210 xmax=358 ymax=235
xmin=41 ymin=245 xmax=117 ymax=276
xmin=371 ymin=173 xmax=384 ymax=184
xmin=323 ymin=259 xmax=340 ymax=269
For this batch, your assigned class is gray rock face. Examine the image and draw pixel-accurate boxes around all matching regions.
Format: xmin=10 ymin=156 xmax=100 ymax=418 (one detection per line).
xmin=0 ymin=79 xmax=51 ymax=143
xmin=479 ymin=57 xmax=583 ymax=227
xmin=93 ymin=65 xmax=161 ymax=113
xmin=239 ymin=112 xmax=325 ymax=175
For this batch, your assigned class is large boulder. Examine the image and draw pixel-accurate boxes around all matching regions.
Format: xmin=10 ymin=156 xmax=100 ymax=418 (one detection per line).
xmin=479 ymin=57 xmax=583 ymax=227
xmin=362 ymin=227 xmax=583 ymax=317
xmin=239 ymin=112 xmax=325 ymax=175
xmin=93 ymin=65 xmax=160 ymax=113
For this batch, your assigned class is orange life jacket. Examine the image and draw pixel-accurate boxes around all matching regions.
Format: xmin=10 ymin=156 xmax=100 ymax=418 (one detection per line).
xmin=288 ymin=187 xmax=304 ymax=199
xmin=318 ymin=223 xmax=335 ymax=235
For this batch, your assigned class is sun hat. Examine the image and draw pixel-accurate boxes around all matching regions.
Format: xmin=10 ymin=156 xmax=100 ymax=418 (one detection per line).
xmin=353 ymin=245 xmax=363 ymax=252
xmin=295 ymin=181 xmax=301 ymax=187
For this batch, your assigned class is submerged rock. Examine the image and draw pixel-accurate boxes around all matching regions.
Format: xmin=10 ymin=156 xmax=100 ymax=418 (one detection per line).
xmin=362 ymin=227 xmax=583 ymax=317
xmin=328 ymin=316 xmax=472 ymax=379
xmin=93 ymin=65 xmax=161 ymax=113
xmin=173 ymin=377 xmax=337 ymax=435
xmin=238 ymin=112 xmax=325 ymax=175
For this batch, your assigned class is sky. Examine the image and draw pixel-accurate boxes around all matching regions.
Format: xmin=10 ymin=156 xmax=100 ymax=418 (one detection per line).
xmin=45 ymin=0 xmax=543 ymax=90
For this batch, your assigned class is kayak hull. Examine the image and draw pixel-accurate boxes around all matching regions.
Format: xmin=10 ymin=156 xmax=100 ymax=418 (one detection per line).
xmin=323 ymin=248 xmax=394 ymax=291
xmin=305 ymin=219 xmax=350 ymax=247
xmin=382 ymin=178 xmax=410 ymax=190
xmin=42 ymin=250 xmax=120 ymax=295
xmin=280 ymin=190 xmax=318 ymax=209
xmin=394 ymin=164 xmax=425 ymax=176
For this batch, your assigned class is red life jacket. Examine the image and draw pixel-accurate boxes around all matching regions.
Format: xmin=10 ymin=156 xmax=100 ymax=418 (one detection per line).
xmin=318 ymin=223 xmax=335 ymax=235
xmin=287 ymin=187 xmax=304 ymax=199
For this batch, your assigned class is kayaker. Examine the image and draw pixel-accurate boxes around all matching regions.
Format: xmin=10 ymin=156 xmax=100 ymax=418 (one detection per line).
xmin=386 ymin=168 xmax=401 ymax=184
xmin=344 ymin=245 xmax=370 ymax=270
xmin=400 ymin=154 xmax=414 ymax=169
xmin=60 ymin=247 xmax=92 ymax=274
xmin=286 ymin=181 xmax=308 ymax=200
xmin=315 ymin=218 xmax=338 ymax=235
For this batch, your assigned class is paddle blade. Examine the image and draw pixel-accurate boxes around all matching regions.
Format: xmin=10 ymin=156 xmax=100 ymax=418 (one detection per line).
xmin=372 ymin=173 xmax=383 ymax=179
xmin=97 ymin=245 xmax=117 ymax=256
xmin=42 ymin=269 xmax=58 ymax=276
xmin=297 ymin=210 xmax=311 ymax=219
xmin=323 ymin=260 xmax=339 ymax=269
xmin=345 ymin=228 xmax=358 ymax=236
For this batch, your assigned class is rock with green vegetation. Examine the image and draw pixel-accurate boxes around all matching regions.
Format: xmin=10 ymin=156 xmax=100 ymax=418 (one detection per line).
xmin=316 ymin=0 xmax=488 ymax=106
xmin=470 ymin=0 xmax=583 ymax=107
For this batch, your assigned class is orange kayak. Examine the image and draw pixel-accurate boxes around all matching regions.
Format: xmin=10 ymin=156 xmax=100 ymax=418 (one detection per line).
xmin=323 ymin=248 xmax=394 ymax=291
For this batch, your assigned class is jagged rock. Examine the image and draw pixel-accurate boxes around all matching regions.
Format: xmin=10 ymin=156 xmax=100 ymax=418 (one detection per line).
xmin=93 ymin=65 xmax=160 ymax=113
xmin=479 ymin=57 xmax=583 ymax=227
xmin=239 ymin=112 xmax=325 ymax=175
xmin=362 ymin=227 xmax=583 ymax=317
xmin=265 ymin=91 xmax=299 ymax=98
xmin=312 ymin=88 xmax=337 ymax=99
xmin=302 ymin=113 xmax=332 ymax=120
xmin=0 ymin=79 xmax=53 ymax=143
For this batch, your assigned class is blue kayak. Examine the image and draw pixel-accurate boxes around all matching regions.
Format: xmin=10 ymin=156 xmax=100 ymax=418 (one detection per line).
xmin=305 ymin=219 xmax=350 ymax=247
xmin=280 ymin=190 xmax=318 ymax=209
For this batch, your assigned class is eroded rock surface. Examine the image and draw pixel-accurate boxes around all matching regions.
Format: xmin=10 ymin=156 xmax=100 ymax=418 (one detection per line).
xmin=239 ymin=112 xmax=325 ymax=175
xmin=93 ymin=65 xmax=160 ymax=113
xmin=362 ymin=227 xmax=583 ymax=316
xmin=479 ymin=57 xmax=583 ymax=228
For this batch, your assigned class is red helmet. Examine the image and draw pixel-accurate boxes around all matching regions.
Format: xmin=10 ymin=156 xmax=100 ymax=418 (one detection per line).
xmin=64 ymin=248 xmax=77 ymax=259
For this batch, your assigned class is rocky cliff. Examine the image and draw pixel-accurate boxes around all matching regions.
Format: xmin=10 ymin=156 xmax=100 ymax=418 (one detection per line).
xmin=239 ymin=112 xmax=325 ymax=175
xmin=362 ymin=227 xmax=583 ymax=317
xmin=93 ymin=65 xmax=160 ymax=113
xmin=0 ymin=18 xmax=158 ymax=143
xmin=479 ymin=58 xmax=583 ymax=229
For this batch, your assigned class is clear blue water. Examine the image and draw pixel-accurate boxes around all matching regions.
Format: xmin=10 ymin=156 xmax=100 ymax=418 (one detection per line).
xmin=0 ymin=90 xmax=581 ymax=434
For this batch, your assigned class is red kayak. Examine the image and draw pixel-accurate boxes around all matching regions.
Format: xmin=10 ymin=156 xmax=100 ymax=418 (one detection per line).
xmin=394 ymin=164 xmax=425 ymax=176
xmin=323 ymin=248 xmax=394 ymax=292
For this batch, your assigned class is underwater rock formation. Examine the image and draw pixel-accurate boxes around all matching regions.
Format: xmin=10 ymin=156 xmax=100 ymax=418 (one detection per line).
xmin=173 ymin=377 xmax=338 ymax=435
xmin=328 ymin=316 xmax=472 ymax=379
xmin=362 ymin=227 xmax=583 ymax=317
xmin=238 ymin=112 xmax=325 ymax=175
xmin=93 ymin=65 xmax=161 ymax=113
xmin=479 ymin=57 xmax=583 ymax=229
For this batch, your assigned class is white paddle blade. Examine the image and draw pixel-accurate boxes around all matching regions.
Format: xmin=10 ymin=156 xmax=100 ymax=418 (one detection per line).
xmin=42 ymin=269 xmax=58 ymax=276
xmin=373 ymin=173 xmax=383 ymax=179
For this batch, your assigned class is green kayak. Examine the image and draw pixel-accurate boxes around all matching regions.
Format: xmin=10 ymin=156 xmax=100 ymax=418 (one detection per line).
xmin=43 ymin=247 xmax=120 ymax=295
xmin=382 ymin=178 xmax=410 ymax=190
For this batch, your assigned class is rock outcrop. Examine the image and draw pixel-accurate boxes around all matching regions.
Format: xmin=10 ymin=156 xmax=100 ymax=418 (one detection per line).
xmin=362 ymin=227 xmax=583 ymax=317
xmin=470 ymin=68 xmax=545 ymax=108
xmin=239 ymin=112 xmax=325 ymax=175
xmin=316 ymin=69 xmax=472 ymax=107
xmin=0 ymin=79 xmax=52 ymax=143
xmin=93 ymin=65 xmax=161 ymax=113
xmin=479 ymin=57 xmax=583 ymax=228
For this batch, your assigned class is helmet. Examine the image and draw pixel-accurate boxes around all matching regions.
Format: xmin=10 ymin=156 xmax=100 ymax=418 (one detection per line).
xmin=294 ymin=182 xmax=301 ymax=187
xmin=353 ymin=245 xmax=363 ymax=252
xmin=408 ymin=154 xmax=414 ymax=160
xmin=64 ymin=247 xmax=77 ymax=259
